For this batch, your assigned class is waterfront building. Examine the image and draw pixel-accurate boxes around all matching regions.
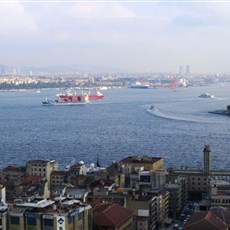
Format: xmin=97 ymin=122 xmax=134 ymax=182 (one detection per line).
xmin=167 ymin=146 xmax=213 ymax=199
xmin=0 ymin=165 xmax=26 ymax=183
xmin=50 ymin=170 xmax=67 ymax=189
xmin=120 ymin=156 xmax=163 ymax=173
xmin=119 ymin=155 xmax=163 ymax=187
xmin=201 ymin=178 xmax=230 ymax=210
xmin=26 ymin=159 xmax=58 ymax=187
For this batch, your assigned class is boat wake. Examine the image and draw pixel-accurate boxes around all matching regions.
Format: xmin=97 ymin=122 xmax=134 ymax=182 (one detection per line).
xmin=146 ymin=107 xmax=226 ymax=124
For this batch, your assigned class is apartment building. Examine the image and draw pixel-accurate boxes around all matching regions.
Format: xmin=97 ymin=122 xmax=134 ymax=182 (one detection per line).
xmin=8 ymin=197 xmax=92 ymax=230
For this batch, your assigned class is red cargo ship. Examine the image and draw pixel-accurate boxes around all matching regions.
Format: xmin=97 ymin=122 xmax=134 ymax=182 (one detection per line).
xmin=88 ymin=91 xmax=104 ymax=100
xmin=58 ymin=90 xmax=104 ymax=100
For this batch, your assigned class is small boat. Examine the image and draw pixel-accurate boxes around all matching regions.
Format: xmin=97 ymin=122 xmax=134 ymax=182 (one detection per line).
xmin=199 ymin=93 xmax=214 ymax=98
xmin=150 ymin=104 xmax=156 ymax=110
xmin=42 ymin=94 xmax=89 ymax=106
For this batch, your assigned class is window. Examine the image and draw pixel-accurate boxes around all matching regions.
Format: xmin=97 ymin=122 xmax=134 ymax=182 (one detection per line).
xmin=78 ymin=212 xmax=83 ymax=220
xmin=140 ymin=175 xmax=150 ymax=183
xmin=27 ymin=217 xmax=36 ymax=225
xmin=44 ymin=219 xmax=53 ymax=227
xmin=68 ymin=216 xmax=73 ymax=224
xmin=10 ymin=216 xmax=20 ymax=225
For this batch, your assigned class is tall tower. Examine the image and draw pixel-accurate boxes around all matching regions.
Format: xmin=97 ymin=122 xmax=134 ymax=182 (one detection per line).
xmin=203 ymin=145 xmax=211 ymax=175
xmin=179 ymin=65 xmax=184 ymax=77
xmin=185 ymin=65 xmax=190 ymax=77
xmin=0 ymin=65 xmax=5 ymax=75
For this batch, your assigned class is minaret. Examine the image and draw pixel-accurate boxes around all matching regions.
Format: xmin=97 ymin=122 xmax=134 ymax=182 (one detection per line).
xmin=203 ymin=145 xmax=211 ymax=175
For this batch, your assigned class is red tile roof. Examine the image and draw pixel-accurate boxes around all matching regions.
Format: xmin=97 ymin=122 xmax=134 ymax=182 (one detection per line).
xmin=2 ymin=165 xmax=25 ymax=173
xmin=88 ymin=179 xmax=115 ymax=189
xmin=19 ymin=175 xmax=43 ymax=186
xmin=93 ymin=202 xmax=133 ymax=227
xmin=184 ymin=211 xmax=228 ymax=230
xmin=214 ymin=211 xmax=230 ymax=227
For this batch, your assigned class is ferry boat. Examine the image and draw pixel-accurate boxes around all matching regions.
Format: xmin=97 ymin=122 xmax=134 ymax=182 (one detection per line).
xmin=129 ymin=81 xmax=149 ymax=89
xmin=198 ymin=93 xmax=214 ymax=98
xmin=42 ymin=94 xmax=89 ymax=106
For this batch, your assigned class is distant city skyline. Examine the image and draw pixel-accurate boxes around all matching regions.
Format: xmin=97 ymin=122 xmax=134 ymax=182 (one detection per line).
xmin=1 ymin=2 xmax=230 ymax=74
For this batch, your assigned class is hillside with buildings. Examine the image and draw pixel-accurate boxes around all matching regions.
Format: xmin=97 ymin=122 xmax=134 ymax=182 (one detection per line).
xmin=0 ymin=146 xmax=230 ymax=229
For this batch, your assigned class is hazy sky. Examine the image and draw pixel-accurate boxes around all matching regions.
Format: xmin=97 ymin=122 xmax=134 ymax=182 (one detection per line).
xmin=1 ymin=1 xmax=230 ymax=73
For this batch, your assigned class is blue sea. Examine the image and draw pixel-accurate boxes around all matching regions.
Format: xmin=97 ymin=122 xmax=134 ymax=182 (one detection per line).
xmin=0 ymin=84 xmax=229 ymax=170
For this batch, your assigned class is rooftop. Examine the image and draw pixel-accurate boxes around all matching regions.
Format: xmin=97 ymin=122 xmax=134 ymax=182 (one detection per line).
xmin=120 ymin=155 xmax=162 ymax=164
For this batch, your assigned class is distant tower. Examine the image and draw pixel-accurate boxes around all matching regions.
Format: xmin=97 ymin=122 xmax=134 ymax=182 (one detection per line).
xmin=185 ymin=65 xmax=190 ymax=77
xmin=203 ymin=145 xmax=211 ymax=175
xmin=179 ymin=65 xmax=184 ymax=77
xmin=0 ymin=65 xmax=5 ymax=75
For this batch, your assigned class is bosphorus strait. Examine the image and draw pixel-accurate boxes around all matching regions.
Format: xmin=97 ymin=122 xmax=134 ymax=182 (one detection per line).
xmin=0 ymin=84 xmax=229 ymax=170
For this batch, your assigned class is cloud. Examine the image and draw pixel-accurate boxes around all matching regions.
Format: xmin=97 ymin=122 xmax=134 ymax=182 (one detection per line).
xmin=1 ymin=2 xmax=230 ymax=72
xmin=0 ymin=2 xmax=37 ymax=36
xmin=70 ymin=2 xmax=136 ymax=18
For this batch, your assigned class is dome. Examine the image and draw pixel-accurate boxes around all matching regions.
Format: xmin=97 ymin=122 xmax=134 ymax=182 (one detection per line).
xmin=79 ymin=161 xmax=84 ymax=165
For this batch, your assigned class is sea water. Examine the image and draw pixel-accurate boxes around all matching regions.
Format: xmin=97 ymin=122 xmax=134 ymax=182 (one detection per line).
xmin=0 ymin=84 xmax=229 ymax=170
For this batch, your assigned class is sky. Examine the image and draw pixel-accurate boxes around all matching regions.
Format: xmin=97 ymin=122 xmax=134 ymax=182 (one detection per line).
xmin=1 ymin=1 xmax=230 ymax=74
